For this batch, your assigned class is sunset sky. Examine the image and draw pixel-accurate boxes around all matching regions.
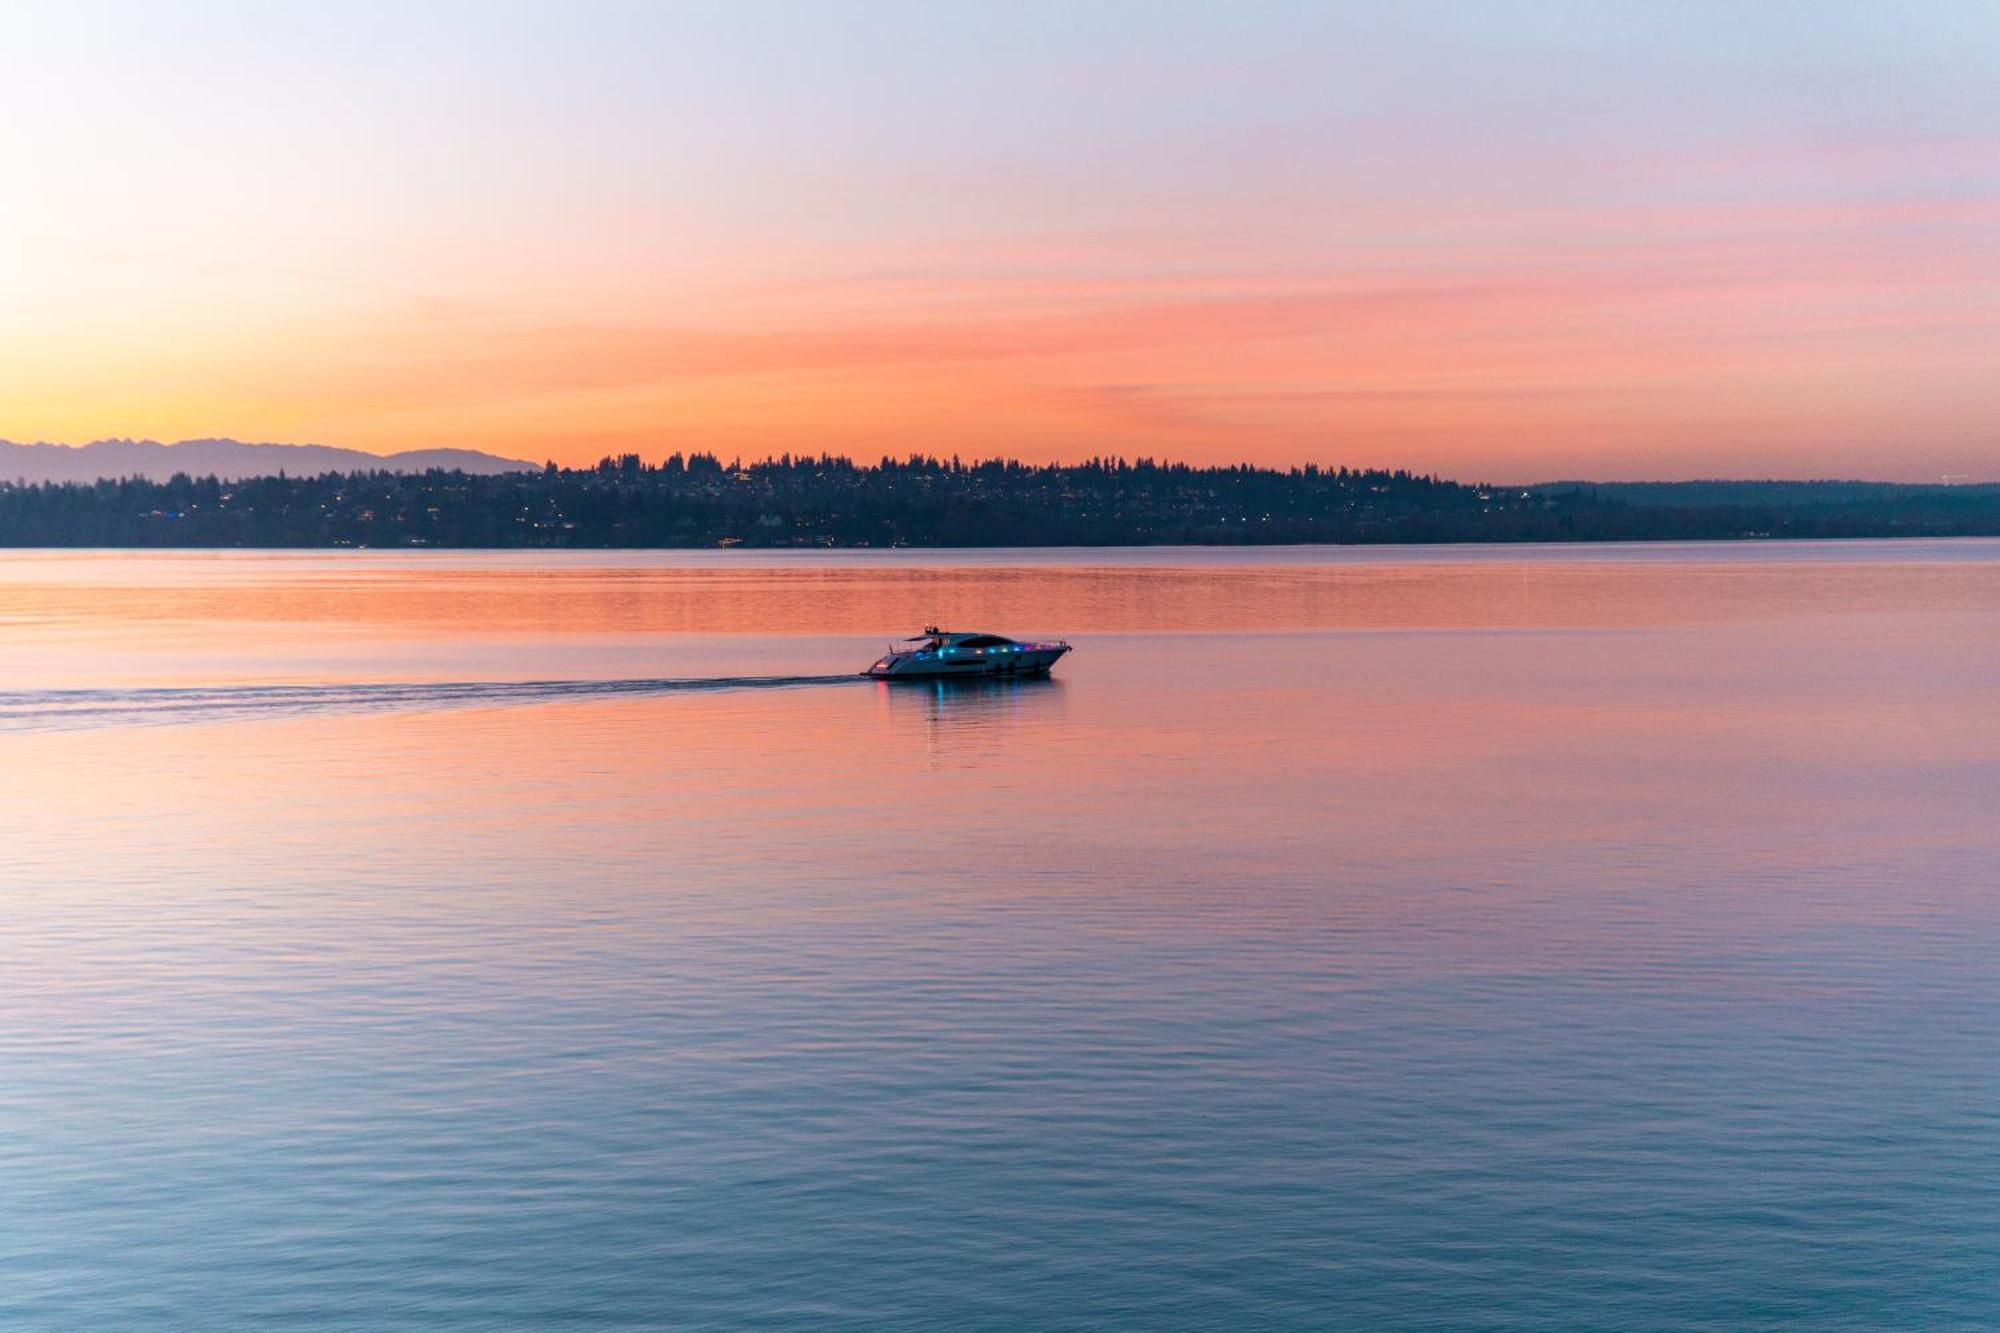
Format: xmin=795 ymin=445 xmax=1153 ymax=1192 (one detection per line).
xmin=2 ymin=1 xmax=1995 ymax=480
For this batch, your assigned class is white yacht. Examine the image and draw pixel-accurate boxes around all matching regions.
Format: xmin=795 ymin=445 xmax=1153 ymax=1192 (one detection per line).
xmin=864 ymin=627 xmax=1071 ymax=680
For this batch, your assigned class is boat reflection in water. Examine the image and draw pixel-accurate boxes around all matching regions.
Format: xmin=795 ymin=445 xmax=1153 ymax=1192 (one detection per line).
xmin=871 ymin=671 xmax=1065 ymax=763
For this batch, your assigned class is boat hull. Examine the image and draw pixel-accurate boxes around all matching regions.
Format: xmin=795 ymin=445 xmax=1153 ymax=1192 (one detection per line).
xmin=864 ymin=644 xmax=1069 ymax=680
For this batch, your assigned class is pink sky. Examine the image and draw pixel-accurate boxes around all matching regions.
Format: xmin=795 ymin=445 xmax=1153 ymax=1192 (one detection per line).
xmin=2 ymin=3 xmax=1995 ymax=480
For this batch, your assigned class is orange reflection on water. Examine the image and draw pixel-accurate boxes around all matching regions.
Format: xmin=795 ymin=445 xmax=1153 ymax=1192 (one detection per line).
xmin=4 ymin=544 xmax=2000 ymax=688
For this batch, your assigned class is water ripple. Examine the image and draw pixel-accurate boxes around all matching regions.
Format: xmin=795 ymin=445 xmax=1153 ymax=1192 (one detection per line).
xmin=0 ymin=674 xmax=867 ymax=731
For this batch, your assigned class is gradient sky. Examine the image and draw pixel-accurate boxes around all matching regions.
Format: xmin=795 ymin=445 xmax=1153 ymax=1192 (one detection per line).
xmin=2 ymin=1 xmax=1995 ymax=480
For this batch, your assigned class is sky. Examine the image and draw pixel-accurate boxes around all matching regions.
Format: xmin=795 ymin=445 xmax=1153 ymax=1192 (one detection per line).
xmin=1 ymin=1 xmax=1995 ymax=480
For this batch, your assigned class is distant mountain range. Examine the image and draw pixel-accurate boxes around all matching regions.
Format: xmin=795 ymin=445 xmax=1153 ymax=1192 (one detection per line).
xmin=0 ymin=438 xmax=538 ymax=483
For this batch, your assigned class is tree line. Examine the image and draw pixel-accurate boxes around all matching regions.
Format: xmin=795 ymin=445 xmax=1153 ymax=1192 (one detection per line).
xmin=1 ymin=453 xmax=1995 ymax=547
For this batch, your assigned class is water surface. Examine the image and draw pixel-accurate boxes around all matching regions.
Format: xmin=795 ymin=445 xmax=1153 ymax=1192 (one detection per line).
xmin=3 ymin=542 xmax=1998 ymax=1329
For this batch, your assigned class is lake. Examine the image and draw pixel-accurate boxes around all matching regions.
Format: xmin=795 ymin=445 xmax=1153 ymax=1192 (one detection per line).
xmin=3 ymin=542 xmax=1997 ymax=1330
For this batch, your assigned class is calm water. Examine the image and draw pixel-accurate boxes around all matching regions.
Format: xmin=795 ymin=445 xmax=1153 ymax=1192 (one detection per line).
xmin=3 ymin=542 xmax=1998 ymax=1330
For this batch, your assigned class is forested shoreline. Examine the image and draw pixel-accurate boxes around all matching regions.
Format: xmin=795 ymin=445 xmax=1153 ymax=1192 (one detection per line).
xmin=2 ymin=454 xmax=1996 ymax=547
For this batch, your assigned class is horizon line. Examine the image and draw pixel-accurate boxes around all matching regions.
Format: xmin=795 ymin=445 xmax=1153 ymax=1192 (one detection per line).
xmin=1 ymin=436 xmax=1992 ymax=490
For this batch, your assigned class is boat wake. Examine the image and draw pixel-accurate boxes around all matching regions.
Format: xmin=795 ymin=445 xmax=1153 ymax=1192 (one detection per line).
xmin=0 ymin=673 xmax=866 ymax=732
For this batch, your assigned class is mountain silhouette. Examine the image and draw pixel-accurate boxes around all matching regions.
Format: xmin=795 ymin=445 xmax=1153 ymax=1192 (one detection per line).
xmin=0 ymin=437 xmax=537 ymax=483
